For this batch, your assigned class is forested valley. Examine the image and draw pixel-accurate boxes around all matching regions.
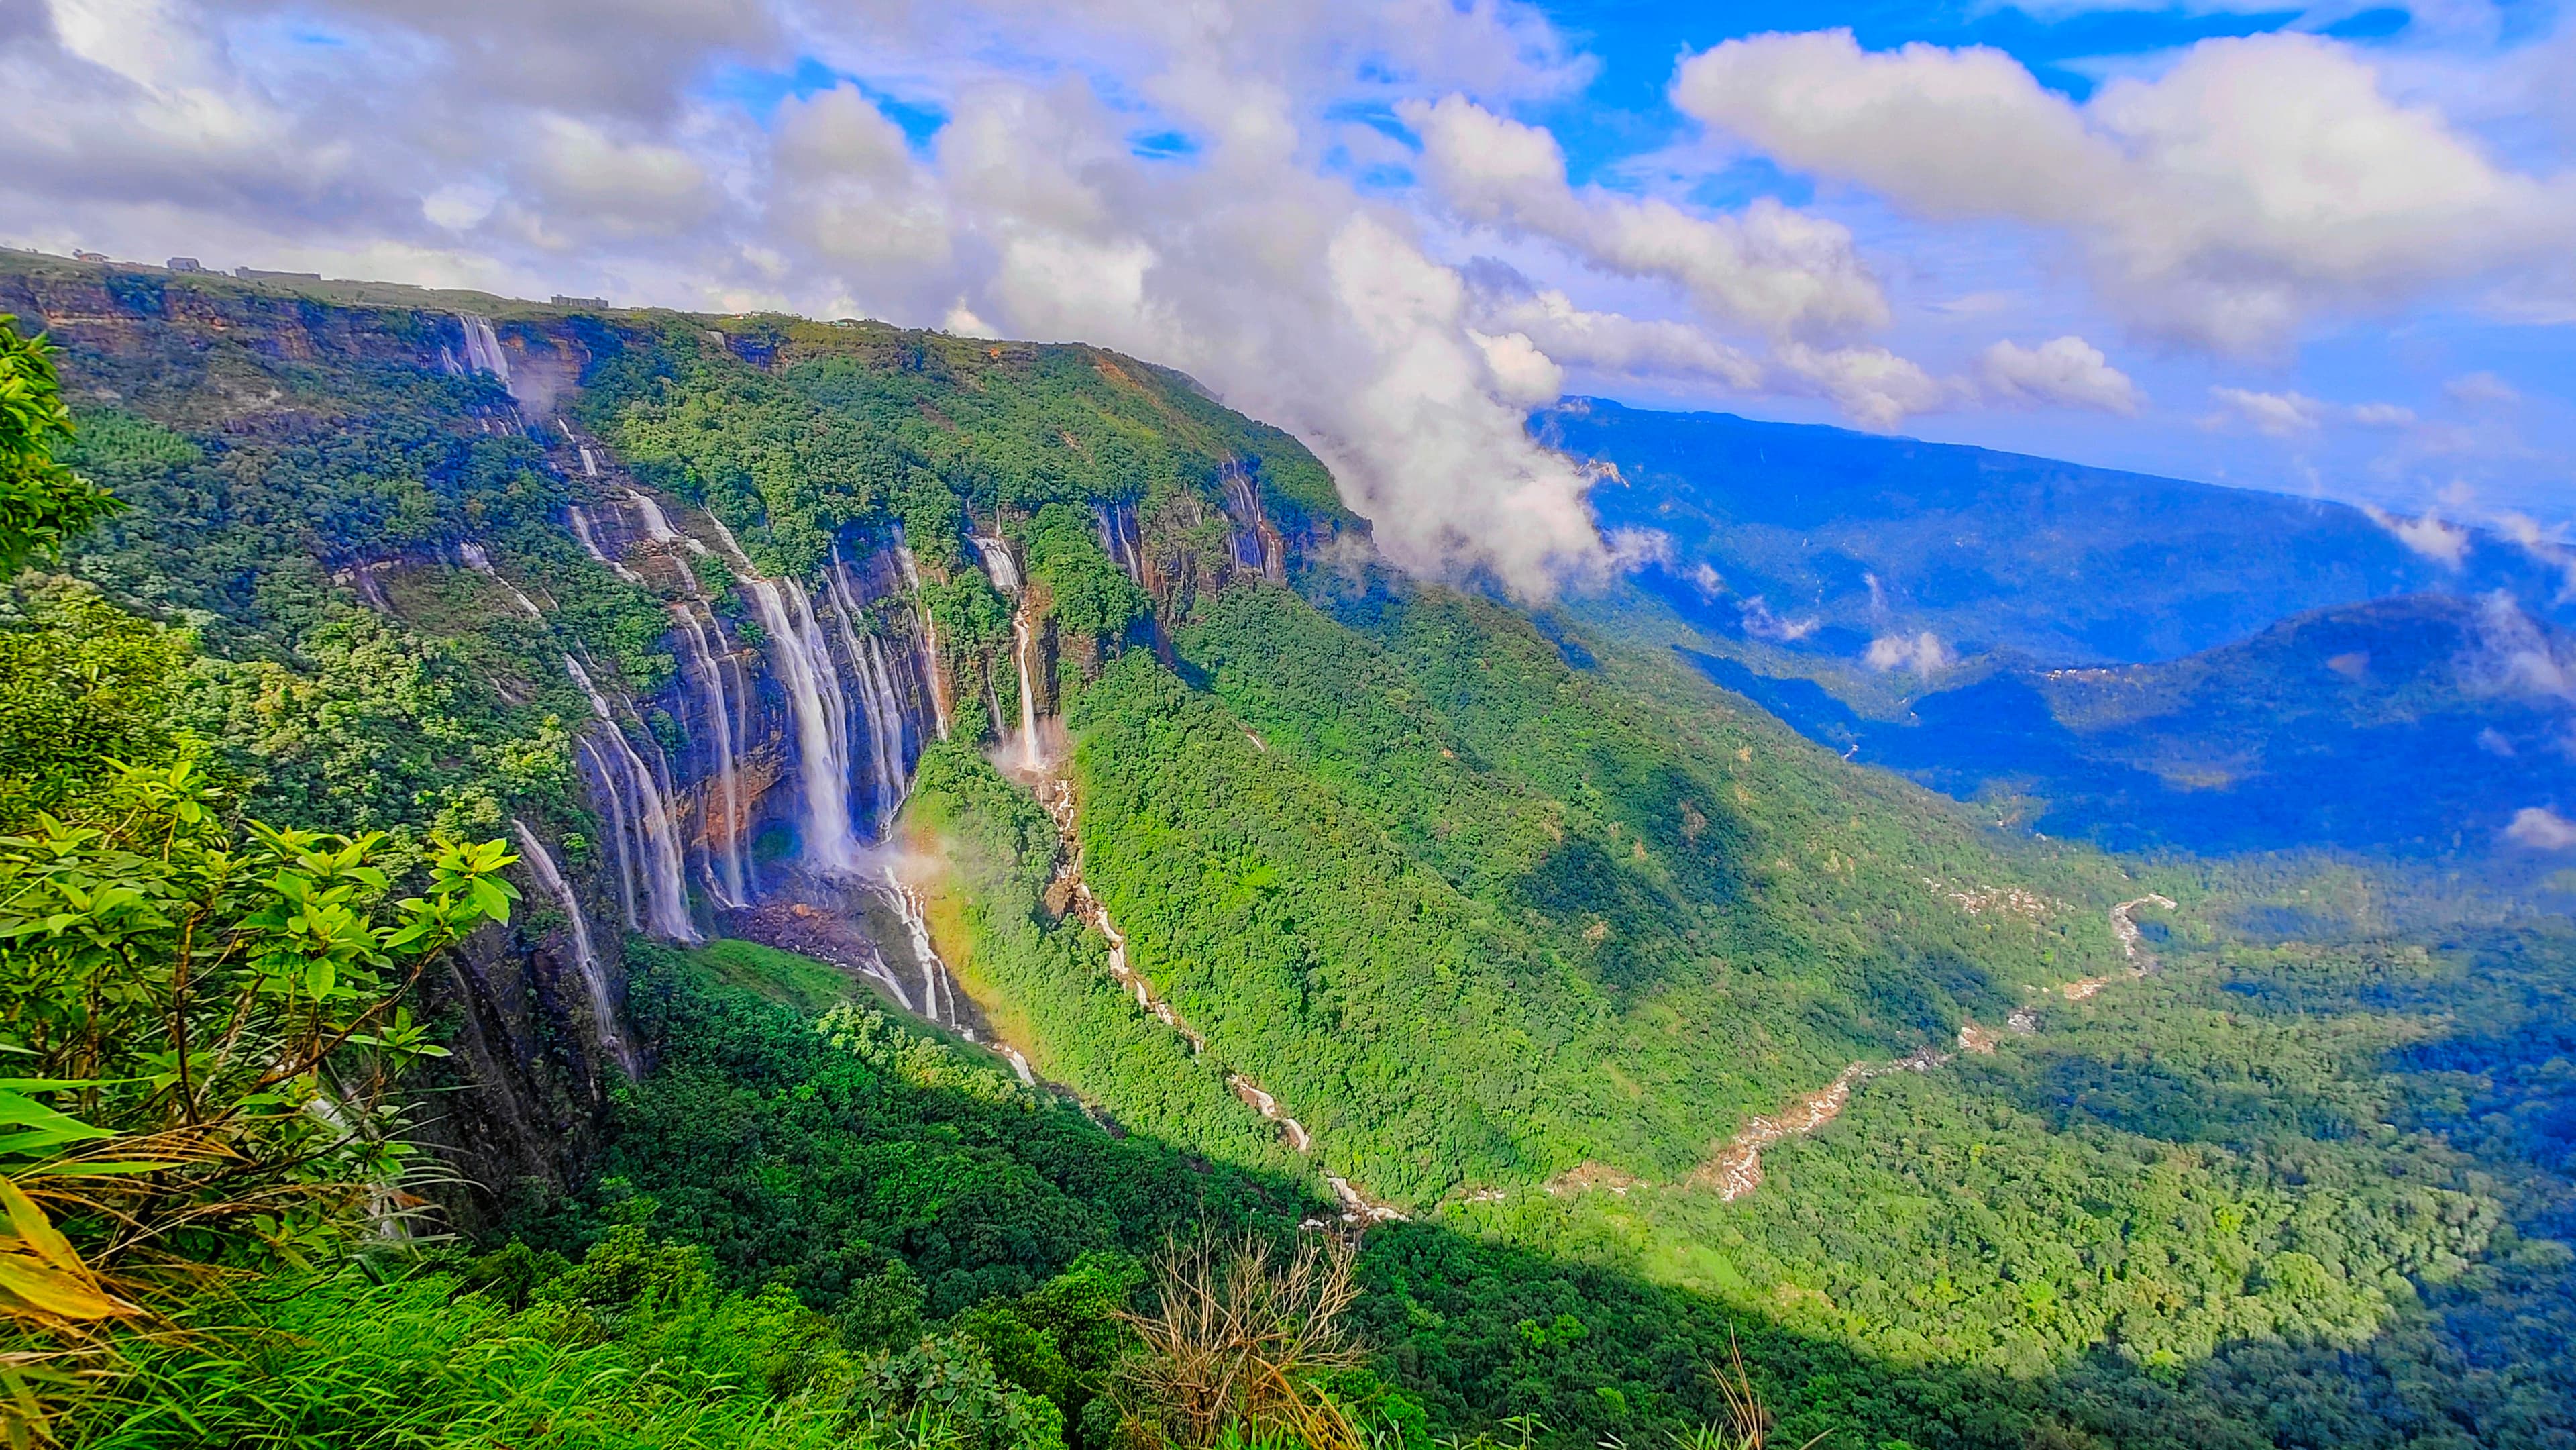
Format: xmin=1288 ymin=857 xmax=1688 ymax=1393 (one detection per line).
xmin=5 ymin=251 xmax=2575 ymax=1450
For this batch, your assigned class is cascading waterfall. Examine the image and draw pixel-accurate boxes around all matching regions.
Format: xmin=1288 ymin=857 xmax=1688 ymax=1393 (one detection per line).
xmin=511 ymin=820 xmax=635 ymax=1078
xmin=1012 ymin=605 xmax=1042 ymax=773
xmin=861 ymin=634 xmax=910 ymax=819
xmin=566 ymin=506 xmax=647 ymax=586
xmin=456 ymin=315 xmax=511 ymax=382
xmin=884 ymin=868 xmax=967 ymax=1035
xmin=896 ymin=540 xmax=954 ymax=741
xmin=670 ymin=606 xmax=753 ymax=905
xmin=971 ymin=534 xmax=1045 ymax=772
xmin=572 ymin=735 xmax=639 ymax=929
xmin=563 ymin=655 xmax=699 ymax=942
xmin=1220 ymin=468 xmax=1284 ymax=582
xmin=624 ymin=488 xmax=716 ymax=560
xmin=822 ymin=559 xmax=898 ymax=833
xmin=741 ymin=578 xmax=865 ymax=874
xmin=970 ymin=535 xmax=1021 ymax=592
xmin=457 ymin=541 xmax=543 ymax=619
xmin=1093 ymin=503 xmax=1146 ymax=585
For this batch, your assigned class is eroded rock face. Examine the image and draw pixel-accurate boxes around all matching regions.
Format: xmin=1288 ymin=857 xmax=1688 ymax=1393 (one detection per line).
xmin=409 ymin=913 xmax=623 ymax=1232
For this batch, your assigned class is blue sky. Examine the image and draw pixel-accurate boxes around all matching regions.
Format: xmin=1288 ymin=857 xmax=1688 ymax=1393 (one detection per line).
xmin=1464 ymin=1 xmax=2576 ymax=524
xmin=7 ymin=0 xmax=2571 ymax=586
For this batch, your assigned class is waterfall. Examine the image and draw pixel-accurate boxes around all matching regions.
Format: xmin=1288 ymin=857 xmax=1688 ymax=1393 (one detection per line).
xmin=566 ymin=506 xmax=648 ymax=586
xmin=671 ymin=606 xmax=752 ymax=906
xmin=578 ymin=446 xmax=600 ymax=478
xmin=572 ymin=735 xmax=639 ymax=929
xmin=457 ymin=315 xmax=511 ymax=382
xmin=1095 ymin=503 xmax=1144 ymax=584
xmin=458 ymin=541 xmax=543 ymax=619
xmin=884 ymin=868 xmax=969 ymax=1037
xmin=741 ymin=578 xmax=864 ymax=874
xmin=512 ymin=821 xmax=635 ymax=1078
xmin=1220 ymin=468 xmax=1284 ymax=582
xmin=971 ymin=535 xmax=1021 ymax=593
xmin=1012 ymin=605 xmax=1042 ymax=773
xmin=896 ymin=541 xmax=954 ymax=741
xmin=861 ymin=634 xmax=910 ymax=823
xmin=824 ymin=557 xmax=916 ymax=837
xmin=564 ymin=655 xmax=700 ymax=942
xmin=623 ymin=488 xmax=718 ymax=560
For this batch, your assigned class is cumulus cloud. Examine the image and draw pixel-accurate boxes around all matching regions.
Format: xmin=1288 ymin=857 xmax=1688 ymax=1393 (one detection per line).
xmin=1472 ymin=282 xmax=1763 ymax=389
xmin=1865 ymin=630 xmax=1955 ymax=674
xmin=1975 ymin=335 xmax=2143 ymax=415
xmin=1672 ymin=28 xmax=2576 ymax=352
xmin=771 ymin=84 xmax=952 ymax=269
xmin=1603 ymin=526 xmax=1674 ymax=571
xmin=1401 ymin=93 xmax=1886 ymax=340
xmin=1776 ymin=342 xmax=1951 ymax=429
xmin=2506 ymin=806 xmax=2576 ymax=850
xmin=1740 ymin=596 xmax=1819 ymax=641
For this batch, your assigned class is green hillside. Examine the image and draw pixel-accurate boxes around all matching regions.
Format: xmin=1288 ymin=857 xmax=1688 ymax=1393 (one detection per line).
xmin=5 ymin=255 xmax=2575 ymax=1450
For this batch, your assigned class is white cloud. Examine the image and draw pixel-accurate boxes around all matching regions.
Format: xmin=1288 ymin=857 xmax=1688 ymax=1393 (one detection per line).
xmin=2204 ymin=386 xmax=2418 ymax=438
xmin=2446 ymin=370 xmax=2523 ymax=408
xmin=1468 ymin=328 xmax=1568 ymax=407
xmin=2467 ymin=591 xmax=2576 ymax=698
xmin=1604 ymin=526 xmax=1674 ymax=571
xmin=1777 ymin=342 xmax=1952 ymax=429
xmin=1865 ymin=630 xmax=1955 ymax=674
xmin=1672 ymin=29 xmax=2576 ymax=352
xmin=1740 ymin=596 xmax=1819 ymax=641
xmin=1975 ymin=335 xmax=2143 ymax=415
xmin=1399 ymin=93 xmax=1886 ymax=340
xmin=2506 ymin=806 xmax=2576 ymax=850
xmin=525 ymin=114 xmax=713 ymax=236
xmin=771 ymin=84 xmax=953 ymax=270
xmin=2207 ymin=386 xmax=2323 ymax=437
xmin=2362 ymin=503 xmax=2473 ymax=567
xmin=1478 ymin=287 xmax=1764 ymax=389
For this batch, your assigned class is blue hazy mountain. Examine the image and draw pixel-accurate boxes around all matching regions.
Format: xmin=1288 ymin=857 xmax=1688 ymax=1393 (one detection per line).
xmin=1548 ymin=400 xmax=2576 ymax=858
xmin=1545 ymin=397 xmax=2571 ymax=666
xmin=1678 ymin=593 xmax=2576 ymax=857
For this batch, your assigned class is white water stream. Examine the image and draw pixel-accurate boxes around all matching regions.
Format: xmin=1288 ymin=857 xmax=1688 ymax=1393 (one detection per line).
xmin=563 ymin=655 xmax=699 ymax=942
xmin=513 ymin=820 xmax=636 ymax=1077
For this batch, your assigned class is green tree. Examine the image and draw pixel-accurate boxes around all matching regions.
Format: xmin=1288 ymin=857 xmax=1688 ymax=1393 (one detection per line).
xmin=0 ymin=317 xmax=118 ymax=576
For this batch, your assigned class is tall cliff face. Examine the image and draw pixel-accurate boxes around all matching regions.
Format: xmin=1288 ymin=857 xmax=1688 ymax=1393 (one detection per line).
xmin=3 ymin=250 xmax=1352 ymax=1213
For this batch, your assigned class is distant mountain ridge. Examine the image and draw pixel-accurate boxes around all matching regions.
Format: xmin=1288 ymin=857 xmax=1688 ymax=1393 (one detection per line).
xmin=1682 ymin=592 xmax=2576 ymax=858
xmin=1546 ymin=397 xmax=2571 ymax=669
